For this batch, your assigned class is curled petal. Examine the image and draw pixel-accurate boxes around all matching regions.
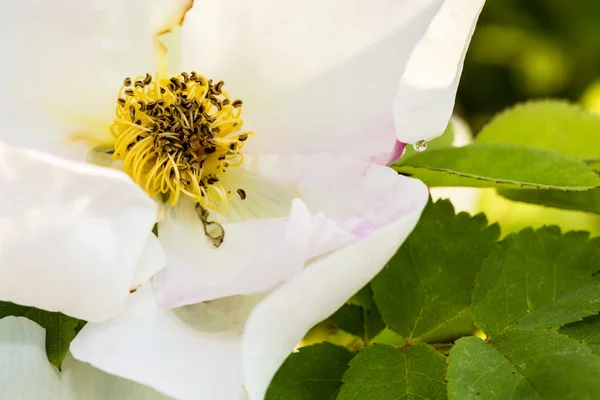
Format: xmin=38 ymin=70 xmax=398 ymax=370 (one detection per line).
xmin=394 ymin=0 xmax=485 ymax=144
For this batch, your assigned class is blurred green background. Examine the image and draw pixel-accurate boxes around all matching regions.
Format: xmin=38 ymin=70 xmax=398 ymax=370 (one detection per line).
xmin=446 ymin=0 xmax=600 ymax=235
xmin=457 ymin=0 xmax=600 ymax=130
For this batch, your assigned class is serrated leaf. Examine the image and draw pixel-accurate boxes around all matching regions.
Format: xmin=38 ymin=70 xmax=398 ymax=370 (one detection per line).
xmin=265 ymin=343 xmax=354 ymax=400
xmin=330 ymin=304 xmax=385 ymax=342
xmin=499 ymin=188 xmax=600 ymax=214
xmin=0 ymin=302 xmax=81 ymax=368
xmin=447 ymin=329 xmax=600 ymax=400
xmin=337 ymin=344 xmax=447 ymax=400
xmin=560 ymin=314 xmax=600 ymax=355
xmin=471 ymin=227 xmax=600 ymax=336
xmin=476 ymin=101 xmax=600 ymax=159
xmin=372 ymin=199 xmax=500 ymax=342
xmin=516 ymin=280 xmax=600 ymax=329
xmin=393 ymin=143 xmax=600 ymax=190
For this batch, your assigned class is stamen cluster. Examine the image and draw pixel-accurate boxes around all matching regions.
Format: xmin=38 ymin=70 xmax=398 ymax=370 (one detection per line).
xmin=111 ymin=72 xmax=251 ymax=213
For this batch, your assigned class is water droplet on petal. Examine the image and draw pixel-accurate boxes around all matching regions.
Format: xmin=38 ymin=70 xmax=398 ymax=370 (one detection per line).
xmin=413 ymin=140 xmax=427 ymax=152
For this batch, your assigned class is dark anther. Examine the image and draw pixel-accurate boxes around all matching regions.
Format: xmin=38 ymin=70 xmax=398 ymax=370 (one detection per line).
xmin=195 ymin=204 xmax=225 ymax=248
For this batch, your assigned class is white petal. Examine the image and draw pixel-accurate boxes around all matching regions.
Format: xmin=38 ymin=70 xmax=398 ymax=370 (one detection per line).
xmin=384 ymin=140 xmax=409 ymax=166
xmin=181 ymin=1 xmax=443 ymax=162
xmin=0 ymin=316 xmax=169 ymax=399
xmin=0 ymin=0 xmax=190 ymax=157
xmin=62 ymin=353 xmax=172 ymax=400
xmin=0 ymin=317 xmax=64 ymax=399
xmin=242 ymin=176 xmax=429 ymax=399
xmin=154 ymin=198 xmax=339 ymax=308
xmin=150 ymin=0 xmax=194 ymax=34
xmin=240 ymin=154 xmax=427 ymax=229
xmin=154 ymin=154 xmax=422 ymax=308
xmin=0 ymin=142 xmax=156 ymax=322
xmin=70 ymin=286 xmax=246 ymax=400
xmin=393 ymin=0 xmax=485 ymax=144
xmin=130 ymin=232 xmax=167 ymax=291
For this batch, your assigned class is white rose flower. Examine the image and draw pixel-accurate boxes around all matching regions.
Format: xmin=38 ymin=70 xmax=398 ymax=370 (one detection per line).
xmin=0 ymin=0 xmax=484 ymax=399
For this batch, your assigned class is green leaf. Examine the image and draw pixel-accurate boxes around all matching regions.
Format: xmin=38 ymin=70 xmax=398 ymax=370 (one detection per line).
xmin=447 ymin=329 xmax=600 ymax=400
xmin=473 ymin=101 xmax=600 ymax=213
xmin=330 ymin=304 xmax=385 ymax=342
xmin=265 ymin=343 xmax=354 ymax=400
xmin=498 ymin=188 xmax=600 ymax=214
xmin=372 ymin=199 xmax=500 ymax=342
xmin=347 ymin=285 xmax=374 ymax=309
xmin=476 ymin=101 xmax=600 ymax=159
xmin=516 ymin=280 xmax=600 ymax=329
xmin=393 ymin=143 xmax=600 ymax=190
xmin=471 ymin=227 xmax=600 ymax=336
xmin=560 ymin=314 xmax=600 ymax=355
xmin=338 ymin=344 xmax=448 ymax=400
xmin=0 ymin=302 xmax=81 ymax=368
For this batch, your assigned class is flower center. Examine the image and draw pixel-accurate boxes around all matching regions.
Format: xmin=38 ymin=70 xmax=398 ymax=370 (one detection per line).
xmin=110 ymin=72 xmax=252 ymax=214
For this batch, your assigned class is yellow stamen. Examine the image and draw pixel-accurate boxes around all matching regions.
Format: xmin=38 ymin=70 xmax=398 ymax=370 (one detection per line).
xmin=110 ymin=72 xmax=252 ymax=213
